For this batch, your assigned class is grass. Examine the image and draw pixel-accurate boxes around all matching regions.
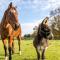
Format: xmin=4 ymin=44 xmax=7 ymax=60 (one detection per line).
xmin=0 ymin=40 xmax=60 ymax=60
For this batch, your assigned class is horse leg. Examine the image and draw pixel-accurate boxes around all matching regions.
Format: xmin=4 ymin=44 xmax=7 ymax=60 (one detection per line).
xmin=41 ymin=40 xmax=48 ymax=60
xmin=17 ymin=36 xmax=21 ymax=55
xmin=41 ymin=48 xmax=45 ymax=60
xmin=2 ymin=38 xmax=8 ymax=60
xmin=12 ymin=39 xmax=14 ymax=54
xmin=35 ymin=46 xmax=40 ymax=60
xmin=8 ymin=36 xmax=13 ymax=60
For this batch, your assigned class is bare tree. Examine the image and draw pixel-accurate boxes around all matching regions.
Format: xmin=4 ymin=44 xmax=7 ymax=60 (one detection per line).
xmin=50 ymin=8 xmax=60 ymax=39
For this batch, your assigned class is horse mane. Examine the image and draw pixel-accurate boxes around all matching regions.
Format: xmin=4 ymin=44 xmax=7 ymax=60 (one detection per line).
xmin=1 ymin=10 xmax=7 ymax=28
xmin=37 ymin=17 xmax=51 ymax=39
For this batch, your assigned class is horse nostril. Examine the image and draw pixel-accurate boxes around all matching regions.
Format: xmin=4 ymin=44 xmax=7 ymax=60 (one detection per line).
xmin=14 ymin=23 xmax=20 ymax=30
xmin=17 ymin=23 xmax=20 ymax=27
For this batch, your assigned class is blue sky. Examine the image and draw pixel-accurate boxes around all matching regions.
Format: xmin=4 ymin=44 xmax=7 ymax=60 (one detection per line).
xmin=0 ymin=0 xmax=60 ymax=36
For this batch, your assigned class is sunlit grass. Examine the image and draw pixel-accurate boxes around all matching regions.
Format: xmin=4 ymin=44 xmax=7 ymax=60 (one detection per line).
xmin=0 ymin=40 xmax=60 ymax=60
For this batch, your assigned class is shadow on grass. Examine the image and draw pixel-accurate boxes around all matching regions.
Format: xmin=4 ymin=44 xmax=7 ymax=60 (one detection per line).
xmin=0 ymin=54 xmax=4 ymax=56
xmin=23 ymin=58 xmax=37 ymax=60
xmin=12 ymin=53 xmax=37 ymax=60
xmin=0 ymin=57 xmax=4 ymax=60
xmin=0 ymin=54 xmax=4 ymax=60
xmin=12 ymin=52 xmax=20 ymax=55
xmin=23 ymin=58 xmax=47 ymax=60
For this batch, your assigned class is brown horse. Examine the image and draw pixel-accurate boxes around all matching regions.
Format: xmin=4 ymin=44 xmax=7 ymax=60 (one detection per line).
xmin=12 ymin=24 xmax=21 ymax=55
xmin=0 ymin=2 xmax=21 ymax=60
xmin=33 ymin=17 xmax=53 ymax=60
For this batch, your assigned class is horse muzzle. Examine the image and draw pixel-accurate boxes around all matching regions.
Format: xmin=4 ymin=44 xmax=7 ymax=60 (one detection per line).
xmin=14 ymin=23 xmax=20 ymax=30
xmin=47 ymin=32 xmax=54 ymax=40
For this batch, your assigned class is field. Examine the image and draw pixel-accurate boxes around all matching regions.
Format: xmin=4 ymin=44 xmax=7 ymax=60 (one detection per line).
xmin=0 ymin=40 xmax=60 ymax=60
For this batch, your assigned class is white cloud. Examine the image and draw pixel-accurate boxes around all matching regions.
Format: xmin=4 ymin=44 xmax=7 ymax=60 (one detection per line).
xmin=21 ymin=19 xmax=43 ymax=36
xmin=0 ymin=0 xmax=60 ymax=36
xmin=46 ymin=0 xmax=60 ymax=10
xmin=0 ymin=0 xmax=60 ymax=11
xmin=14 ymin=0 xmax=60 ymax=13
xmin=0 ymin=0 xmax=60 ymax=14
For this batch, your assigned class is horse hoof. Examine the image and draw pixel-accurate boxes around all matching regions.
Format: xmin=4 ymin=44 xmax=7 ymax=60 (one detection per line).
xmin=42 ymin=59 xmax=45 ymax=60
xmin=5 ymin=56 xmax=8 ymax=60
xmin=19 ymin=51 xmax=21 ymax=55
xmin=46 ymin=47 xmax=48 ymax=50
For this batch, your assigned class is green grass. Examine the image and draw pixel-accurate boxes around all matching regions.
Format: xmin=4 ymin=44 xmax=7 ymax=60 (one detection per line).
xmin=0 ymin=40 xmax=60 ymax=60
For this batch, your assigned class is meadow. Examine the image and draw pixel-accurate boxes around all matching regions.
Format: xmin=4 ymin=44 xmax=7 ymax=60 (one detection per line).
xmin=0 ymin=40 xmax=60 ymax=60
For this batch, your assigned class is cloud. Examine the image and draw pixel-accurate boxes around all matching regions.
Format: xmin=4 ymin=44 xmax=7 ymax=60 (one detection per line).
xmin=0 ymin=0 xmax=60 ymax=15
xmin=46 ymin=0 xmax=60 ymax=10
xmin=0 ymin=0 xmax=60 ymax=12
xmin=21 ymin=19 xmax=42 ymax=36
xmin=0 ymin=0 xmax=60 ymax=36
xmin=14 ymin=0 xmax=60 ymax=15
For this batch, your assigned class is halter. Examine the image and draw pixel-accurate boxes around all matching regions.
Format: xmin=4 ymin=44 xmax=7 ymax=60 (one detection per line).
xmin=41 ymin=29 xmax=50 ymax=36
xmin=40 ymin=24 xmax=50 ymax=38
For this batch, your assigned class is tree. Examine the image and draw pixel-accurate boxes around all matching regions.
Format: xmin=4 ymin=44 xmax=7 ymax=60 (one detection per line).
xmin=23 ymin=34 xmax=32 ymax=40
xmin=31 ymin=26 xmax=38 ymax=37
xmin=50 ymin=7 xmax=60 ymax=16
xmin=50 ymin=7 xmax=60 ymax=39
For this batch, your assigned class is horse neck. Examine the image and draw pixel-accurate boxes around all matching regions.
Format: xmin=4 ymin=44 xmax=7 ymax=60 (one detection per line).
xmin=1 ymin=12 xmax=8 ymax=28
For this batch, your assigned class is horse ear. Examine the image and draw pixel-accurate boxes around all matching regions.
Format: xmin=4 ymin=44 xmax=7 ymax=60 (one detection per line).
xmin=8 ymin=2 xmax=13 ymax=9
xmin=9 ymin=2 xmax=13 ymax=8
xmin=43 ymin=17 xmax=49 ymax=25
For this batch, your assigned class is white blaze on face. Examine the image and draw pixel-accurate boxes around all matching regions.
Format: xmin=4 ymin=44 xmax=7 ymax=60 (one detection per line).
xmin=11 ymin=9 xmax=16 ymax=13
xmin=13 ymin=10 xmax=16 ymax=13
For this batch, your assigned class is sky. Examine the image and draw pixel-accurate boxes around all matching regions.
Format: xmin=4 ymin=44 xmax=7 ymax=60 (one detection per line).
xmin=0 ymin=0 xmax=60 ymax=36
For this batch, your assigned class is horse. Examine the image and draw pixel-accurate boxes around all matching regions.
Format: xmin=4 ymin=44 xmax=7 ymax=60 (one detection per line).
xmin=0 ymin=2 xmax=21 ymax=60
xmin=12 ymin=24 xmax=21 ymax=55
xmin=33 ymin=17 xmax=53 ymax=60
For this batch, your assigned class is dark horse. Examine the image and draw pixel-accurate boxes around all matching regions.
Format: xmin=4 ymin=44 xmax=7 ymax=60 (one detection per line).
xmin=33 ymin=17 xmax=53 ymax=60
xmin=0 ymin=2 xmax=21 ymax=60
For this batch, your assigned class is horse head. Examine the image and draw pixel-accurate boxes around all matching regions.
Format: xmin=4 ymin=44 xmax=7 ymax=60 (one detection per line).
xmin=6 ymin=2 xmax=20 ymax=30
xmin=38 ymin=17 xmax=53 ymax=40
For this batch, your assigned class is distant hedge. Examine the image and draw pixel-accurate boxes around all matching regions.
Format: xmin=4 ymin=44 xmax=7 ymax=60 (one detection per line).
xmin=54 ymin=35 xmax=60 ymax=40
